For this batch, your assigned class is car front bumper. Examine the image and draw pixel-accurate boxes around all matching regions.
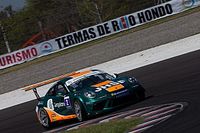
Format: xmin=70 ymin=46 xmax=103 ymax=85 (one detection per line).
xmin=83 ymin=85 xmax=144 ymax=116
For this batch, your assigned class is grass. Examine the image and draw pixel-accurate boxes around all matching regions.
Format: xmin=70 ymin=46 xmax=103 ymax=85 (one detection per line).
xmin=0 ymin=6 xmax=200 ymax=76
xmin=66 ymin=117 xmax=142 ymax=133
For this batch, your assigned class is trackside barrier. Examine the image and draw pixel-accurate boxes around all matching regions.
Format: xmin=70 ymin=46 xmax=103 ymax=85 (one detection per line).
xmin=0 ymin=0 xmax=200 ymax=70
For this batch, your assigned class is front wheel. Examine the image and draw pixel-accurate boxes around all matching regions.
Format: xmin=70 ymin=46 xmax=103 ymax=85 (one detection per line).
xmin=74 ymin=101 xmax=86 ymax=121
xmin=38 ymin=108 xmax=51 ymax=128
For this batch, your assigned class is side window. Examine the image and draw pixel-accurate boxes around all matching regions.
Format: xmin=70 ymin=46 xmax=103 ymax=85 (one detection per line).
xmin=69 ymin=80 xmax=82 ymax=91
xmin=47 ymin=86 xmax=56 ymax=96
xmin=104 ymin=73 xmax=115 ymax=80
xmin=56 ymin=84 xmax=68 ymax=95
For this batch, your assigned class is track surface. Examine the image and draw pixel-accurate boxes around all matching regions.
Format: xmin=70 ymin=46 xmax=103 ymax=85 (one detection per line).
xmin=1 ymin=49 xmax=200 ymax=133
xmin=1 ymin=11 xmax=200 ymax=94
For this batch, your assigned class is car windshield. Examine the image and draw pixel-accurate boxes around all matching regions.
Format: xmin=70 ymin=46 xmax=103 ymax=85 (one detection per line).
xmin=68 ymin=73 xmax=114 ymax=91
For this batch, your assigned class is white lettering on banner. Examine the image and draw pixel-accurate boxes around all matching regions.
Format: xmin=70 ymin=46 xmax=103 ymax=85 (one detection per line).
xmin=0 ymin=0 xmax=200 ymax=70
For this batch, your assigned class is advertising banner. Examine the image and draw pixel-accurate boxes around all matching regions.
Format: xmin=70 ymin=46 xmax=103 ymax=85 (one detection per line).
xmin=0 ymin=0 xmax=200 ymax=70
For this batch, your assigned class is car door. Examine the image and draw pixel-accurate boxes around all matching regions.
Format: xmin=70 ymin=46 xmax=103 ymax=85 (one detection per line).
xmin=49 ymin=83 xmax=74 ymax=116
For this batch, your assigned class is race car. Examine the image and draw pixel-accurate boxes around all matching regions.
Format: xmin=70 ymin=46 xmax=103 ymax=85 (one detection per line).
xmin=28 ymin=69 xmax=145 ymax=128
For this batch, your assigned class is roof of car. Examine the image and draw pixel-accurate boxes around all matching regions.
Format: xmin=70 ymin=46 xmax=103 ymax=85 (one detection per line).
xmin=59 ymin=69 xmax=104 ymax=85
xmin=23 ymin=69 xmax=105 ymax=91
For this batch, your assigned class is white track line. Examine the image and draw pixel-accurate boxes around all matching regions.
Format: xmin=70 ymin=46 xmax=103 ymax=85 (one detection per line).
xmin=129 ymin=103 xmax=184 ymax=133
xmin=141 ymin=104 xmax=179 ymax=117
xmin=44 ymin=103 xmax=185 ymax=133
xmin=132 ymin=115 xmax=172 ymax=131
xmin=129 ymin=125 xmax=153 ymax=133
xmin=1 ymin=33 xmax=200 ymax=110
xmin=125 ymin=107 xmax=162 ymax=119
xmin=144 ymin=108 xmax=177 ymax=121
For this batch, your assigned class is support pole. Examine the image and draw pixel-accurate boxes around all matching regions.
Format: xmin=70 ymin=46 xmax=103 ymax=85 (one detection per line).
xmin=0 ymin=21 xmax=11 ymax=53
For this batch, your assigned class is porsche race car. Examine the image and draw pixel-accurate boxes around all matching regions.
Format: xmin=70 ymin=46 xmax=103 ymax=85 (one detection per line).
xmin=28 ymin=69 xmax=145 ymax=128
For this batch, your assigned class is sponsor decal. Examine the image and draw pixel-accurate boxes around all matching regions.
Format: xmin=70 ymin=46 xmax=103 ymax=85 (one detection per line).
xmin=54 ymin=102 xmax=65 ymax=108
xmin=40 ymin=42 xmax=53 ymax=54
xmin=47 ymin=98 xmax=68 ymax=109
xmin=111 ymin=89 xmax=129 ymax=98
xmin=94 ymin=81 xmax=124 ymax=92
xmin=38 ymin=101 xmax=44 ymax=105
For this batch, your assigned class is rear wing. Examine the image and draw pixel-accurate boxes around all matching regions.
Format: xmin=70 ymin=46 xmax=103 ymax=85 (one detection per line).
xmin=23 ymin=73 xmax=75 ymax=91
xmin=22 ymin=71 xmax=90 ymax=100
xmin=32 ymin=88 xmax=40 ymax=100
xmin=22 ymin=72 xmax=76 ymax=100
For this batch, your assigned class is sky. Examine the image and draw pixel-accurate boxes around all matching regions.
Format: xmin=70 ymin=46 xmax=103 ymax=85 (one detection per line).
xmin=0 ymin=0 xmax=25 ymax=11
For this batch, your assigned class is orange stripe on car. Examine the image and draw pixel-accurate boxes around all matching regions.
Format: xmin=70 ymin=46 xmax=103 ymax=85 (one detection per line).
xmin=106 ymin=84 xmax=124 ymax=92
xmin=93 ymin=80 xmax=111 ymax=87
xmin=69 ymin=70 xmax=92 ymax=78
xmin=44 ymin=107 xmax=77 ymax=122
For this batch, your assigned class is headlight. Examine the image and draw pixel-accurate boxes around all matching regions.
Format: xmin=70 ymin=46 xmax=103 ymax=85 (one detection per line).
xmin=128 ymin=77 xmax=137 ymax=83
xmin=84 ymin=91 xmax=96 ymax=98
xmin=118 ymin=80 xmax=125 ymax=84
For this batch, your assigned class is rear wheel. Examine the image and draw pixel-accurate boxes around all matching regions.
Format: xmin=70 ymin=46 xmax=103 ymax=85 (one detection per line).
xmin=74 ymin=101 xmax=86 ymax=121
xmin=38 ymin=108 xmax=51 ymax=128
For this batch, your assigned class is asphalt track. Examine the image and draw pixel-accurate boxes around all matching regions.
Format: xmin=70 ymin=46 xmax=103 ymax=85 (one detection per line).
xmin=1 ymin=10 xmax=200 ymax=94
xmin=1 ymin=49 xmax=200 ymax=133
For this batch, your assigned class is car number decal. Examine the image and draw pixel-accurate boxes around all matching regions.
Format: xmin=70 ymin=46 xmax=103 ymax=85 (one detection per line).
xmin=94 ymin=81 xmax=124 ymax=92
xmin=64 ymin=96 xmax=71 ymax=107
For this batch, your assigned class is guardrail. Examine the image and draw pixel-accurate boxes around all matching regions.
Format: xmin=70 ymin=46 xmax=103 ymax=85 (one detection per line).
xmin=0 ymin=0 xmax=199 ymax=70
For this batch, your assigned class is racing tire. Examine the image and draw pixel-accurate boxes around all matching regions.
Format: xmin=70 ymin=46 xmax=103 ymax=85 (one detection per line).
xmin=38 ymin=108 xmax=52 ymax=128
xmin=74 ymin=100 xmax=87 ymax=122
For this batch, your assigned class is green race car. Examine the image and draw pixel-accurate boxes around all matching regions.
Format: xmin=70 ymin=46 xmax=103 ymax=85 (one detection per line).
xmin=33 ymin=69 xmax=145 ymax=128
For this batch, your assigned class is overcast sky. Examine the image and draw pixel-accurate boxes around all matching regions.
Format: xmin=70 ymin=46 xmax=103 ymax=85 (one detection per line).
xmin=0 ymin=0 xmax=25 ymax=11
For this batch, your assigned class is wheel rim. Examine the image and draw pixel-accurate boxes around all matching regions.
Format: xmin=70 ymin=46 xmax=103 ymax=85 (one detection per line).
xmin=74 ymin=102 xmax=82 ymax=121
xmin=39 ymin=109 xmax=49 ymax=127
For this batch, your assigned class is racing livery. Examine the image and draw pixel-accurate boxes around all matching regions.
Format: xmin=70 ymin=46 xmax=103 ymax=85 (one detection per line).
xmin=32 ymin=69 xmax=145 ymax=128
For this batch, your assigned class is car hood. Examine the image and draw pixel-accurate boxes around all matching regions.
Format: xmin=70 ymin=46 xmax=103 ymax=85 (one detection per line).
xmin=84 ymin=78 xmax=131 ymax=94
